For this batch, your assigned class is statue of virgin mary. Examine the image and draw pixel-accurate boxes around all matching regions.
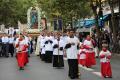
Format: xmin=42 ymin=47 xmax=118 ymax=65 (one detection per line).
xmin=30 ymin=7 xmax=38 ymax=29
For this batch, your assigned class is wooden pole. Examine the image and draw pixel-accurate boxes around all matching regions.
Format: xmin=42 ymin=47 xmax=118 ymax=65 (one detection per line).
xmin=108 ymin=0 xmax=117 ymax=43
xmin=90 ymin=0 xmax=101 ymax=37
xmin=58 ymin=37 xmax=60 ymax=66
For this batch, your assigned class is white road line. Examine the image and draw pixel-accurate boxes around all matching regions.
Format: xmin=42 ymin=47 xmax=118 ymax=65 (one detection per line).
xmin=64 ymin=59 xmax=102 ymax=78
xmin=79 ymin=64 xmax=102 ymax=78
xmin=79 ymin=65 xmax=94 ymax=71
xmin=92 ymin=72 xmax=102 ymax=77
xmin=64 ymin=58 xmax=67 ymax=60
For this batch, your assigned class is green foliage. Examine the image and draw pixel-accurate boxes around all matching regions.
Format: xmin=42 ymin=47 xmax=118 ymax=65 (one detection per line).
xmin=50 ymin=0 xmax=92 ymax=25
xmin=38 ymin=0 xmax=92 ymax=23
xmin=0 ymin=0 xmax=92 ymax=27
xmin=0 ymin=0 xmax=36 ymax=27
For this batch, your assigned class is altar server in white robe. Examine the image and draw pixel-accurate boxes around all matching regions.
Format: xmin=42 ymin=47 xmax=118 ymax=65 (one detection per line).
xmin=99 ymin=45 xmax=112 ymax=78
xmin=35 ymin=35 xmax=41 ymax=56
xmin=15 ymin=34 xmax=29 ymax=70
xmin=39 ymin=33 xmax=43 ymax=58
xmin=65 ymin=29 xmax=80 ymax=79
xmin=78 ymin=44 xmax=86 ymax=66
xmin=23 ymin=32 xmax=30 ymax=57
xmin=40 ymin=33 xmax=46 ymax=61
xmin=44 ymin=32 xmax=54 ymax=63
xmin=61 ymin=32 xmax=68 ymax=46
xmin=83 ymin=35 xmax=96 ymax=68
xmin=52 ymin=32 xmax=65 ymax=68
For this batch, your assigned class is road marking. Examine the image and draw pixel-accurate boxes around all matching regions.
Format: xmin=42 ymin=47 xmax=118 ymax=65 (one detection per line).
xmin=64 ymin=59 xmax=102 ymax=78
xmin=92 ymin=72 xmax=102 ymax=77
xmin=64 ymin=58 xmax=67 ymax=60
xmin=79 ymin=65 xmax=94 ymax=71
xmin=79 ymin=64 xmax=103 ymax=78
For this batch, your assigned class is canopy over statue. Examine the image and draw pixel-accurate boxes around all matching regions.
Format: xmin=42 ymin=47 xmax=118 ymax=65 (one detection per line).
xmin=27 ymin=6 xmax=42 ymax=31
xmin=30 ymin=7 xmax=38 ymax=28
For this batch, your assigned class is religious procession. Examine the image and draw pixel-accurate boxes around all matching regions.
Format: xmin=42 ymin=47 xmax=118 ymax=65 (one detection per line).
xmin=0 ymin=0 xmax=120 ymax=80
xmin=0 ymin=28 xmax=113 ymax=79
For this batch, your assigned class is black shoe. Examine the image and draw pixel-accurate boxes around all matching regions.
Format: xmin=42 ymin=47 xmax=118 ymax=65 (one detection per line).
xmin=19 ymin=67 xmax=24 ymax=70
xmin=96 ymin=56 xmax=99 ymax=58
xmin=11 ymin=55 xmax=14 ymax=57
xmin=24 ymin=63 xmax=27 ymax=66
xmin=70 ymin=77 xmax=75 ymax=79
xmin=108 ymin=76 xmax=112 ymax=78
xmin=70 ymin=77 xmax=77 ymax=79
xmin=5 ymin=56 xmax=9 ymax=58
xmin=28 ymin=55 xmax=30 ymax=57
xmin=103 ymin=76 xmax=107 ymax=78
xmin=105 ymin=76 xmax=112 ymax=78
xmin=86 ymin=66 xmax=91 ymax=68
xmin=37 ymin=55 xmax=39 ymax=56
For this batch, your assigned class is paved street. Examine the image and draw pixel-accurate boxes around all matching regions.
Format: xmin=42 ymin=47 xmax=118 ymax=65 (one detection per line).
xmin=0 ymin=54 xmax=120 ymax=80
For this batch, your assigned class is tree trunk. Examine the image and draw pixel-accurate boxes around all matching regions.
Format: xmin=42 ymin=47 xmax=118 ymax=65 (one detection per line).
xmin=109 ymin=0 xmax=117 ymax=43
xmin=90 ymin=0 xmax=101 ymax=37
xmin=108 ymin=0 xmax=118 ymax=53
xmin=119 ymin=0 xmax=120 ymax=16
xmin=118 ymin=0 xmax=120 ymax=29
xmin=95 ymin=13 xmax=101 ymax=37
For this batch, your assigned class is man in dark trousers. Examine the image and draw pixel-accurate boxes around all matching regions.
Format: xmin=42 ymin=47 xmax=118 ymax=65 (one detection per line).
xmin=8 ymin=34 xmax=15 ymax=57
xmin=65 ymin=29 xmax=80 ymax=79
xmin=0 ymin=33 xmax=2 ymax=57
xmin=44 ymin=32 xmax=54 ymax=63
xmin=1 ymin=33 xmax=9 ymax=57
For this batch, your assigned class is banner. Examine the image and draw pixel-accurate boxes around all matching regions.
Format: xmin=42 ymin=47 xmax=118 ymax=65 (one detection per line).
xmin=41 ymin=18 xmax=47 ymax=30
xmin=53 ymin=18 xmax=62 ymax=31
xmin=53 ymin=19 xmax=57 ymax=30
xmin=58 ymin=19 xmax=62 ymax=30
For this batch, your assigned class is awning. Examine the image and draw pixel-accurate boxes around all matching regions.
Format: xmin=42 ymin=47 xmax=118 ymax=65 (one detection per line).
xmin=75 ymin=14 xmax=110 ymax=28
xmin=84 ymin=19 xmax=95 ymax=28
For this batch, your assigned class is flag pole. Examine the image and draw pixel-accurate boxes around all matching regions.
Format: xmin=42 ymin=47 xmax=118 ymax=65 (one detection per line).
xmin=18 ymin=21 xmax=21 ymax=38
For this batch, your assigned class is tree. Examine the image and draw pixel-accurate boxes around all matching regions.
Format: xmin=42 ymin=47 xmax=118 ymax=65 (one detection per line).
xmin=0 ymin=0 xmax=92 ymax=28
xmin=0 ymin=0 xmax=37 ymax=27
xmin=0 ymin=0 xmax=17 ymax=26
xmin=90 ymin=0 xmax=103 ymax=37
xmin=107 ymin=0 xmax=119 ymax=53
xmin=46 ymin=0 xmax=92 ymax=27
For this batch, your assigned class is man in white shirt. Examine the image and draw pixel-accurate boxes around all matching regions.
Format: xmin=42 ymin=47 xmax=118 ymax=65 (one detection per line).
xmin=65 ymin=29 xmax=80 ymax=79
xmin=1 ymin=33 xmax=9 ymax=57
xmin=8 ymin=34 xmax=15 ymax=57
xmin=0 ymin=33 xmax=2 ymax=57
xmin=52 ymin=32 xmax=65 ymax=68
xmin=44 ymin=32 xmax=54 ymax=63
xmin=8 ymin=27 xmax=14 ymax=36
